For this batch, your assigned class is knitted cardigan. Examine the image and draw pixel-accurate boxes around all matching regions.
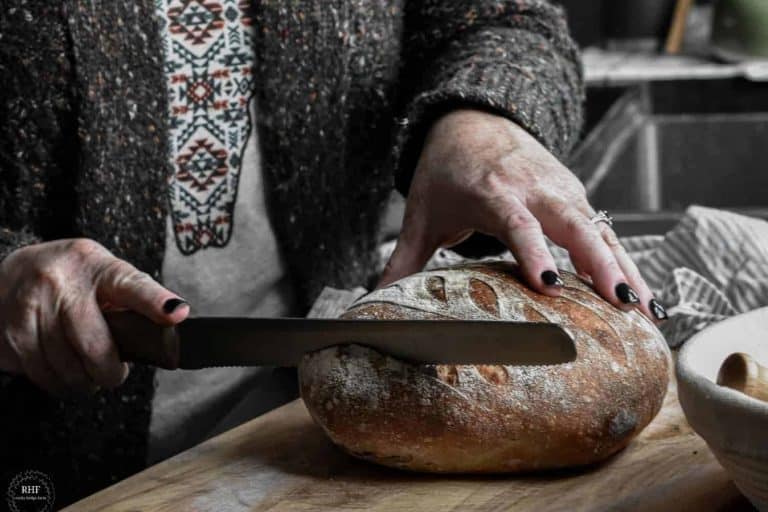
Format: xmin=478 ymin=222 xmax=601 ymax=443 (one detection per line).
xmin=0 ymin=0 xmax=583 ymax=505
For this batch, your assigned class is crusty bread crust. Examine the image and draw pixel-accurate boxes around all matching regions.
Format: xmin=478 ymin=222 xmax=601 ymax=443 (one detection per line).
xmin=299 ymin=262 xmax=670 ymax=473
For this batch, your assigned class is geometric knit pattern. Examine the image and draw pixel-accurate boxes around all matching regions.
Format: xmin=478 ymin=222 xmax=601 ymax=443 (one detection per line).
xmin=156 ymin=0 xmax=254 ymax=253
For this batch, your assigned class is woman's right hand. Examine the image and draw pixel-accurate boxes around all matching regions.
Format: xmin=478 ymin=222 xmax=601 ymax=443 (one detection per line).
xmin=0 ymin=238 xmax=189 ymax=395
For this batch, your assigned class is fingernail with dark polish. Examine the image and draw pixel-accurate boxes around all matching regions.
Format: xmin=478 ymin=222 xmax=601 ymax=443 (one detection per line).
xmin=649 ymin=299 xmax=668 ymax=320
xmin=541 ymin=270 xmax=564 ymax=288
xmin=615 ymin=283 xmax=640 ymax=304
xmin=163 ymin=298 xmax=187 ymax=314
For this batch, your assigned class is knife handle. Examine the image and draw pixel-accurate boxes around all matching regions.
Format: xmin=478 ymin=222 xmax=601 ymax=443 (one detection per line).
xmin=104 ymin=310 xmax=181 ymax=370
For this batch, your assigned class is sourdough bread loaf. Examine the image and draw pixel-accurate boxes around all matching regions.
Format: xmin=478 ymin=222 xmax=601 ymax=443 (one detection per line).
xmin=299 ymin=262 xmax=670 ymax=472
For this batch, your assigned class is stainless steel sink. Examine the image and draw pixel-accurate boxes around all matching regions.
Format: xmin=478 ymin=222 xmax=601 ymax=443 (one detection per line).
xmin=571 ymin=79 xmax=768 ymax=235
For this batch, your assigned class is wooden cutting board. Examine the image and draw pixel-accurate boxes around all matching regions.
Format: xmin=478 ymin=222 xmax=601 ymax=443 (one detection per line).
xmin=66 ymin=376 xmax=755 ymax=512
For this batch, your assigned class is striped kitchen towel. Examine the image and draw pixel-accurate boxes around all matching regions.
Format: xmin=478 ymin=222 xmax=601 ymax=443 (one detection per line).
xmin=375 ymin=206 xmax=768 ymax=348
xmin=619 ymin=206 xmax=768 ymax=347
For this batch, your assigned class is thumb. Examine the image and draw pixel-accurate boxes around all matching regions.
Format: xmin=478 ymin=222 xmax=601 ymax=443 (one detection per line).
xmin=95 ymin=258 xmax=189 ymax=326
xmin=377 ymin=220 xmax=436 ymax=289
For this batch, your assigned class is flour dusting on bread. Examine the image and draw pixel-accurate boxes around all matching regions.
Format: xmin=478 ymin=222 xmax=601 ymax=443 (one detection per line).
xmin=299 ymin=262 xmax=670 ymax=473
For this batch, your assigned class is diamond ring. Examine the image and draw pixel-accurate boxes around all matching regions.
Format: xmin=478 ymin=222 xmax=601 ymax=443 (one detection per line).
xmin=589 ymin=210 xmax=614 ymax=227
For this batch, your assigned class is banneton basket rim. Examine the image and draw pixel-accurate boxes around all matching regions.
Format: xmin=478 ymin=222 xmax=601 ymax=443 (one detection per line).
xmin=677 ymin=306 xmax=768 ymax=451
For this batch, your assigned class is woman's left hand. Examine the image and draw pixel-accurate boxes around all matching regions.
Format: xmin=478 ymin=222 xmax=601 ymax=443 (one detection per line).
xmin=379 ymin=109 xmax=666 ymax=322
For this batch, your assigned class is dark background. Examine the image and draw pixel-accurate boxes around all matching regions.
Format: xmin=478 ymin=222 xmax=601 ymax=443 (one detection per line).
xmin=557 ymin=0 xmax=714 ymax=48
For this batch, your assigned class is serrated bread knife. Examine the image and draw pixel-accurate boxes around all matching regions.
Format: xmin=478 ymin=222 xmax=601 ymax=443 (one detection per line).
xmin=105 ymin=311 xmax=576 ymax=369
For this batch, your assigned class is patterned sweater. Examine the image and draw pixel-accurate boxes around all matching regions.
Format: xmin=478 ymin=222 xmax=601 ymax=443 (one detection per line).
xmin=0 ymin=0 xmax=583 ymax=505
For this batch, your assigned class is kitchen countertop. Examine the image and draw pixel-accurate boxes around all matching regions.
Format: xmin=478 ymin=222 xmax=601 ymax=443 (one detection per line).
xmin=65 ymin=375 xmax=754 ymax=512
xmin=582 ymin=5 xmax=768 ymax=86
xmin=583 ymin=47 xmax=768 ymax=86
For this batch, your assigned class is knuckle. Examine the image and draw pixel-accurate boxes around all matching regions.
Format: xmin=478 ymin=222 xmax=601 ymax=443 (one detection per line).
xmin=66 ymin=238 xmax=102 ymax=259
xmin=127 ymin=269 xmax=152 ymax=285
xmin=101 ymin=259 xmax=148 ymax=288
xmin=100 ymin=258 xmax=128 ymax=279
xmin=539 ymin=194 xmax=570 ymax=218
xmin=477 ymin=166 xmax=506 ymax=193
xmin=496 ymin=196 xmax=536 ymax=229
xmin=60 ymin=239 xmax=105 ymax=271
xmin=502 ymin=208 xmax=538 ymax=232
xmin=474 ymin=168 xmax=523 ymax=204
xmin=32 ymin=265 xmax=62 ymax=290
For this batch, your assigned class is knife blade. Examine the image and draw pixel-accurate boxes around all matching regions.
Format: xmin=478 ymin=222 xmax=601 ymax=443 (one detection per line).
xmin=105 ymin=311 xmax=576 ymax=369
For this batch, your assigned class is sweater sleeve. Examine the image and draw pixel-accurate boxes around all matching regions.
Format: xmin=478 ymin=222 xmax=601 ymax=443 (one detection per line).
xmin=395 ymin=0 xmax=585 ymax=192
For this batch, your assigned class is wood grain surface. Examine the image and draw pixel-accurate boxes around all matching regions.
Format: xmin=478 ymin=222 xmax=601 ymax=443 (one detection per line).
xmin=65 ymin=377 xmax=755 ymax=512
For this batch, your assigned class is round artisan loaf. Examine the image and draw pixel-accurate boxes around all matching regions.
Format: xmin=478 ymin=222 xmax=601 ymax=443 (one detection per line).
xmin=299 ymin=262 xmax=671 ymax=473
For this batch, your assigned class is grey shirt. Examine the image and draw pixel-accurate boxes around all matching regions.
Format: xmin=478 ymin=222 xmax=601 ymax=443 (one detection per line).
xmin=150 ymin=0 xmax=297 ymax=463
